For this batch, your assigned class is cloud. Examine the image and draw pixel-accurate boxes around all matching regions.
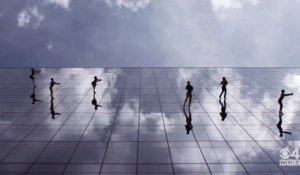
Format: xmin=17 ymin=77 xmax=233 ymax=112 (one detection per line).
xmin=211 ymin=0 xmax=243 ymax=10
xmin=17 ymin=10 xmax=30 ymax=27
xmin=46 ymin=42 xmax=54 ymax=52
xmin=101 ymin=0 xmax=151 ymax=12
xmin=17 ymin=6 xmax=44 ymax=29
xmin=46 ymin=0 xmax=71 ymax=9
xmin=1 ymin=0 xmax=300 ymax=67
xmin=210 ymin=0 xmax=259 ymax=10
xmin=210 ymin=0 xmax=260 ymax=19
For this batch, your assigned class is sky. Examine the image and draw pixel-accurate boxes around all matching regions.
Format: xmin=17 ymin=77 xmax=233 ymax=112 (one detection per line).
xmin=0 ymin=0 xmax=299 ymax=67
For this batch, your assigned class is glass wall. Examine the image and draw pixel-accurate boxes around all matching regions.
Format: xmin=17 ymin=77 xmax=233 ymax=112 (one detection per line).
xmin=0 ymin=68 xmax=299 ymax=174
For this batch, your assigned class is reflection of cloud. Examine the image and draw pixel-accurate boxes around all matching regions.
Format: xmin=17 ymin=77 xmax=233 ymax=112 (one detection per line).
xmin=101 ymin=0 xmax=151 ymax=12
xmin=283 ymin=73 xmax=300 ymax=90
xmin=46 ymin=0 xmax=71 ymax=9
xmin=281 ymin=73 xmax=300 ymax=125
xmin=17 ymin=6 xmax=44 ymax=29
xmin=178 ymin=68 xmax=193 ymax=82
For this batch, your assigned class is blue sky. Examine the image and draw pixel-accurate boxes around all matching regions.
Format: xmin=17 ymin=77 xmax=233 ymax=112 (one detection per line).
xmin=0 ymin=0 xmax=299 ymax=67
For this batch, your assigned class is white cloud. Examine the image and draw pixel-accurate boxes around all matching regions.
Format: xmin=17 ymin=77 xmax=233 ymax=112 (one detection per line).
xmin=47 ymin=42 xmax=54 ymax=51
xmin=210 ymin=0 xmax=260 ymax=19
xmin=17 ymin=6 xmax=44 ymax=29
xmin=210 ymin=0 xmax=259 ymax=10
xmin=211 ymin=0 xmax=243 ymax=10
xmin=17 ymin=10 xmax=30 ymax=27
xmin=46 ymin=0 xmax=71 ymax=9
xmin=102 ymin=0 xmax=151 ymax=12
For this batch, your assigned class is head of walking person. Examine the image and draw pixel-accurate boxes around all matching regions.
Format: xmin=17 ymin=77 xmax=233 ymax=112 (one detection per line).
xmin=187 ymin=81 xmax=190 ymax=85
xmin=223 ymin=77 xmax=226 ymax=80
xmin=281 ymin=89 xmax=285 ymax=93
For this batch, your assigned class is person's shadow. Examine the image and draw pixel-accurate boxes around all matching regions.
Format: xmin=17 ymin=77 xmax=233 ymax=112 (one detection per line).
xmin=29 ymin=68 xmax=42 ymax=104
xmin=183 ymin=107 xmax=193 ymax=134
xmin=219 ymin=99 xmax=227 ymax=121
xmin=50 ymin=96 xmax=61 ymax=119
xmin=29 ymin=68 xmax=41 ymax=87
xmin=91 ymin=91 xmax=102 ymax=110
xmin=277 ymin=113 xmax=292 ymax=137
xmin=30 ymin=85 xmax=42 ymax=104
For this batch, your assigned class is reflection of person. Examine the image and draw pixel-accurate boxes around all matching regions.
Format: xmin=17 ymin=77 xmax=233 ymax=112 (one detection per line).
xmin=219 ymin=77 xmax=228 ymax=100
xmin=91 ymin=76 xmax=102 ymax=94
xmin=183 ymin=107 xmax=193 ymax=134
xmin=183 ymin=81 xmax=193 ymax=107
xmin=50 ymin=96 xmax=61 ymax=119
xmin=29 ymin=68 xmax=41 ymax=87
xmin=219 ymin=99 xmax=227 ymax=121
xmin=30 ymin=86 xmax=42 ymax=104
xmin=91 ymin=93 xmax=102 ymax=110
xmin=278 ymin=89 xmax=293 ymax=115
xmin=49 ymin=78 xmax=60 ymax=98
xmin=277 ymin=114 xmax=291 ymax=137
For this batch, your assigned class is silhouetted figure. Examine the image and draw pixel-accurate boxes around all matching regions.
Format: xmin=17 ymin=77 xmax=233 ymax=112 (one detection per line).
xmin=91 ymin=93 xmax=102 ymax=110
xmin=91 ymin=76 xmax=102 ymax=94
xmin=49 ymin=78 xmax=60 ymax=98
xmin=219 ymin=77 xmax=228 ymax=100
xmin=29 ymin=68 xmax=41 ymax=87
xmin=278 ymin=89 xmax=293 ymax=115
xmin=277 ymin=113 xmax=291 ymax=137
xmin=219 ymin=99 xmax=227 ymax=121
xmin=183 ymin=107 xmax=193 ymax=134
xmin=30 ymin=86 xmax=42 ymax=104
xmin=50 ymin=96 xmax=61 ymax=119
xmin=183 ymin=81 xmax=193 ymax=107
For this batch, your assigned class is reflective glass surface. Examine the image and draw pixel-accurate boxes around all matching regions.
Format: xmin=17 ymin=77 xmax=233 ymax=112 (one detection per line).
xmin=0 ymin=68 xmax=300 ymax=174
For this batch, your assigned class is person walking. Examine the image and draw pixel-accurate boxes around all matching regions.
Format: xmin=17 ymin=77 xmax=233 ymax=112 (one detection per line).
xmin=219 ymin=77 xmax=228 ymax=100
xmin=278 ymin=89 xmax=293 ymax=115
xmin=91 ymin=76 xmax=102 ymax=94
xmin=50 ymin=78 xmax=60 ymax=98
xmin=183 ymin=81 xmax=193 ymax=107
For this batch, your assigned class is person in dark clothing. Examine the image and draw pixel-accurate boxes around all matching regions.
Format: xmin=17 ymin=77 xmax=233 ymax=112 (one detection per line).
xmin=219 ymin=77 xmax=228 ymax=100
xmin=50 ymin=78 xmax=60 ymax=98
xmin=278 ymin=89 xmax=293 ymax=115
xmin=183 ymin=81 xmax=193 ymax=107
xmin=183 ymin=107 xmax=193 ymax=135
xmin=91 ymin=76 xmax=102 ymax=94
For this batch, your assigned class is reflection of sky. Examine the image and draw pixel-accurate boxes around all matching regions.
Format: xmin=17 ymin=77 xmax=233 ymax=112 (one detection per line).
xmin=1 ymin=68 xmax=300 ymax=174
xmin=1 ymin=0 xmax=300 ymax=66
